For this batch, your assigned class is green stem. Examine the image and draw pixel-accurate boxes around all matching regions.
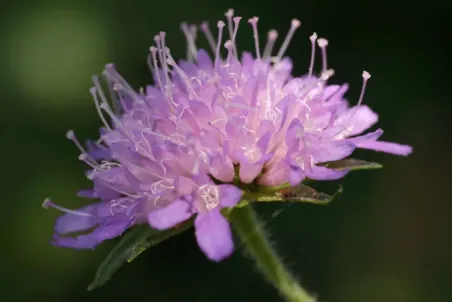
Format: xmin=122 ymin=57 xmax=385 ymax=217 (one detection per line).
xmin=230 ymin=204 xmax=316 ymax=302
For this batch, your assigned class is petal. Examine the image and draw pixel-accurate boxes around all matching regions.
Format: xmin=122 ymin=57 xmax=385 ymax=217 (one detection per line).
xmin=307 ymin=166 xmax=348 ymax=180
xmin=52 ymin=202 xmax=108 ymax=235
xmin=289 ymin=168 xmax=305 ymax=186
xmin=258 ymin=161 xmax=290 ymax=186
xmin=285 ymin=119 xmax=303 ymax=152
xmin=218 ymin=184 xmax=243 ymax=208
xmin=52 ymin=219 xmax=132 ymax=249
xmin=194 ymin=209 xmax=234 ymax=261
xmin=210 ymin=154 xmax=235 ymax=182
xmin=335 ymin=105 xmax=379 ymax=136
xmin=355 ymin=140 xmax=413 ymax=156
xmin=310 ymin=141 xmax=356 ymax=163
xmin=197 ymin=49 xmax=213 ymax=71
xmin=257 ymin=131 xmax=272 ymax=155
xmin=148 ymin=200 xmax=192 ymax=230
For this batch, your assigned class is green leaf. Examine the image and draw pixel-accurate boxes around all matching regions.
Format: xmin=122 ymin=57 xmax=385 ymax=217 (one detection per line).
xmin=318 ymin=158 xmax=383 ymax=171
xmin=254 ymin=184 xmax=342 ymax=205
xmin=127 ymin=219 xmax=194 ymax=262
xmin=87 ymin=220 xmax=193 ymax=291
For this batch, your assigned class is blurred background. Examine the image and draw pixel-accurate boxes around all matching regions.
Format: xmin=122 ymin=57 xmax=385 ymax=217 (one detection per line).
xmin=1 ymin=0 xmax=451 ymax=301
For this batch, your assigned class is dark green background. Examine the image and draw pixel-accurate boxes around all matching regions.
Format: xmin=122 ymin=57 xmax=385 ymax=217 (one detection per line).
xmin=1 ymin=0 xmax=451 ymax=301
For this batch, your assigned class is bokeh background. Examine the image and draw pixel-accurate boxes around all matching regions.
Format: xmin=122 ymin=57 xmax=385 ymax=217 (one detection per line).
xmin=2 ymin=0 xmax=451 ymax=301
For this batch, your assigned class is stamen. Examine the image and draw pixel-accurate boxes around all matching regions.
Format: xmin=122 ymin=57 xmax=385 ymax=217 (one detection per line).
xmin=149 ymin=46 xmax=164 ymax=95
xmin=157 ymin=32 xmax=172 ymax=92
xmin=225 ymin=9 xmax=234 ymax=42
xmin=275 ymin=19 xmax=301 ymax=62
xmin=89 ymin=84 xmax=112 ymax=131
xmin=78 ymin=153 xmax=98 ymax=170
xmin=224 ymin=40 xmax=234 ymax=65
xmin=42 ymin=198 xmax=94 ymax=217
xmin=357 ymin=71 xmax=371 ymax=107
xmin=248 ymin=17 xmax=261 ymax=59
xmin=165 ymin=48 xmax=199 ymax=99
xmin=103 ymin=64 xmax=140 ymax=103
xmin=263 ymin=30 xmax=278 ymax=60
xmin=200 ymin=22 xmax=216 ymax=53
xmin=230 ymin=16 xmax=241 ymax=57
xmin=214 ymin=21 xmax=225 ymax=70
xmin=66 ymin=130 xmax=97 ymax=164
xmin=181 ymin=23 xmax=198 ymax=62
xmin=348 ymin=71 xmax=372 ymax=120
xmin=317 ymin=38 xmax=328 ymax=73
xmin=308 ymin=32 xmax=317 ymax=77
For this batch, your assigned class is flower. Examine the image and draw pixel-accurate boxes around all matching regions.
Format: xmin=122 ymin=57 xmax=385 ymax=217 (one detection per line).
xmin=44 ymin=9 xmax=412 ymax=261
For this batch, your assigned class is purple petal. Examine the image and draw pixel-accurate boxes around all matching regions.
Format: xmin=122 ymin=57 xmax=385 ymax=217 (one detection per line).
xmin=148 ymin=200 xmax=192 ymax=230
xmin=210 ymin=155 xmax=234 ymax=182
xmin=218 ymin=184 xmax=243 ymax=208
xmin=194 ymin=209 xmax=234 ymax=261
xmin=257 ymin=131 xmax=272 ymax=155
xmin=285 ymin=119 xmax=303 ymax=152
xmin=289 ymin=168 xmax=305 ymax=186
xmin=197 ymin=49 xmax=213 ymax=70
xmin=335 ymin=105 xmax=379 ymax=136
xmin=307 ymin=166 xmax=348 ymax=180
xmin=52 ymin=219 xmax=132 ymax=249
xmin=355 ymin=140 xmax=413 ymax=156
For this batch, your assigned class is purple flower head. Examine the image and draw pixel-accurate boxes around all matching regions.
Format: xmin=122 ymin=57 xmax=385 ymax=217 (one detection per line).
xmin=45 ymin=9 xmax=412 ymax=260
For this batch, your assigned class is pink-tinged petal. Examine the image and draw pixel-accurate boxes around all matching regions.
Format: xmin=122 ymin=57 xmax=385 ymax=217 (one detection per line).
xmin=335 ymin=105 xmax=378 ymax=136
xmin=190 ymin=100 xmax=212 ymax=119
xmin=307 ymin=166 xmax=348 ymax=180
xmin=148 ymin=200 xmax=192 ymax=230
xmin=285 ymin=119 xmax=303 ymax=152
xmin=239 ymin=161 xmax=263 ymax=184
xmin=355 ymin=140 xmax=413 ymax=156
xmin=349 ymin=128 xmax=383 ymax=143
xmin=323 ymin=85 xmax=340 ymax=99
xmin=194 ymin=209 xmax=234 ymax=262
xmin=210 ymin=155 xmax=234 ymax=182
xmin=175 ymin=176 xmax=197 ymax=195
xmin=257 ymin=131 xmax=272 ymax=155
xmin=258 ymin=161 xmax=290 ymax=186
xmin=310 ymin=141 xmax=356 ymax=163
xmin=52 ymin=220 xmax=132 ymax=249
xmin=197 ymin=49 xmax=213 ymax=70
xmin=218 ymin=184 xmax=243 ymax=208
xmin=289 ymin=169 xmax=305 ymax=186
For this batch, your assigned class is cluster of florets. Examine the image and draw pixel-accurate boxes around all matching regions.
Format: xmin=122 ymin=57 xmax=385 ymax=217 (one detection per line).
xmin=44 ymin=9 xmax=411 ymax=261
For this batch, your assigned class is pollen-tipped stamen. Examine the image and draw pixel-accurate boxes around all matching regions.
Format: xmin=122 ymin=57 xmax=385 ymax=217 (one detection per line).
xmin=263 ymin=30 xmax=278 ymax=60
xmin=214 ymin=21 xmax=225 ymax=70
xmin=200 ymin=22 xmax=216 ymax=53
xmin=317 ymin=38 xmax=329 ymax=73
xmin=275 ymin=19 xmax=301 ymax=62
xmin=308 ymin=32 xmax=317 ymax=77
xmin=248 ymin=17 xmax=261 ymax=60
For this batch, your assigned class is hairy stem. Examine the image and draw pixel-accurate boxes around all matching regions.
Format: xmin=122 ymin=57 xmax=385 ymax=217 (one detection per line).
xmin=230 ymin=204 xmax=316 ymax=302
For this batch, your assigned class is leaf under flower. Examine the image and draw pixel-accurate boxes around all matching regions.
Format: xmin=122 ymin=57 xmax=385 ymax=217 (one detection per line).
xmin=318 ymin=158 xmax=383 ymax=171
xmin=87 ymin=220 xmax=193 ymax=291
xmin=248 ymin=184 xmax=342 ymax=205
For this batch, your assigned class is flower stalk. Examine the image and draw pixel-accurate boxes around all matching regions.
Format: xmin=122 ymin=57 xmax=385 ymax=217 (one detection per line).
xmin=230 ymin=204 xmax=316 ymax=302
